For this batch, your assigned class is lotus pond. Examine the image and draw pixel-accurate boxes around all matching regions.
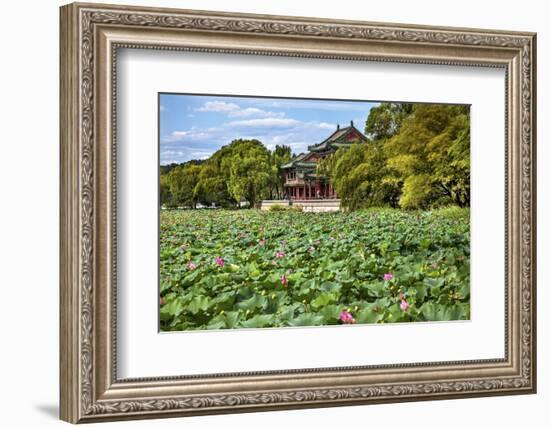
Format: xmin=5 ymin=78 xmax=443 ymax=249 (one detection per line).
xmin=160 ymin=208 xmax=470 ymax=331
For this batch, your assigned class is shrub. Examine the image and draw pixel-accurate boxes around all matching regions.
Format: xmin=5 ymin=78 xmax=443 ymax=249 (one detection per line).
xmin=268 ymin=204 xmax=288 ymax=212
xmin=430 ymin=206 xmax=470 ymax=221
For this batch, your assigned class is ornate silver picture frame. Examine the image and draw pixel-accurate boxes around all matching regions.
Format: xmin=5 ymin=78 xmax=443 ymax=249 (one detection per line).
xmin=60 ymin=2 xmax=536 ymax=423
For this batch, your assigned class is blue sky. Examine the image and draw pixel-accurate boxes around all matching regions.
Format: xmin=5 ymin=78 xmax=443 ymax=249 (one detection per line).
xmin=159 ymin=94 xmax=380 ymax=165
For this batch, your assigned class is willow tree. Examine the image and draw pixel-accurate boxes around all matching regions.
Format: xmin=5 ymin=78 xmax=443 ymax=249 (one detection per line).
xmin=365 ymin=102 xmax=413 ymax=141
xmin=317 ymin=141 xmax=399 ymax=210
xmin=166 ymin=163 xmax=202 ymax=208
xmin=194 ymin=146 xmax=236 ymax=208
xmin=269 ymin=145 xmax=292 ymax=199
xmin=221 ymin=139 xmax=271 ymax=208
xmin=384 ymin=104 xmax=470 ymax=209
xmin=318 ymin=102 xmax=469 ymax=210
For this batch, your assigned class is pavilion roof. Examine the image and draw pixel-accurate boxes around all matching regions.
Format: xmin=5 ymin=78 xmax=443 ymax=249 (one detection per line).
xmin=281 ymin=153 xmax=317 ymax=169
xmin=308 ymin=121 xmax=367 ymax=152
xmin=281 ymin=122 xmax=368 ymax=171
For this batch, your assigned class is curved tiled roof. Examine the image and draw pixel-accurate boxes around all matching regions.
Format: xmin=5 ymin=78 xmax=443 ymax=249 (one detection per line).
xmin=308 ymin=122 xmax=367 ymax=152
xmin=282 ymin=122 xmax=368 ymax=170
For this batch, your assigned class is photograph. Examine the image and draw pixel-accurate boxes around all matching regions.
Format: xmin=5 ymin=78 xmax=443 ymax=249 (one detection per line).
xmin=158 ymin=94 xmax=471 ymax=332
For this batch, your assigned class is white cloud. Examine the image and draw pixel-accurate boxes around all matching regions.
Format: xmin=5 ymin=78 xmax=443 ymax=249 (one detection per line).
xmin=228 ymin=107 xmax=284 ymax=118
xmin=168 ymin=130 xmax=190 ymax=138
xmin=226 ymin=118 xmax=300 ymax=128
xmin=196 ymin=101 xmax=239 ymax=112
xmin=163 ymin=129 xmax=215 ymax=143
xmin=160 ymin=97 xmax=371 ymax=164
xmin=195 ymin=100 xmax=284 ymax=119
xmin=316 ymin=122 xmax=336 ymax=130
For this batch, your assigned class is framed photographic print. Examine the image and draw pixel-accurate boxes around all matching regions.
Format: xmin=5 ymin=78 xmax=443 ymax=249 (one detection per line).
xmin=60 ymin=2 xmax=537 ymax=423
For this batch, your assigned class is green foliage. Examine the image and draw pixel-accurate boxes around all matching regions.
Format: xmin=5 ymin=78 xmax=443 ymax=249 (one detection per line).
xmin=160 ymin=141 xmax=291 ymax=209
xmin=269 ymin=145 xmax=292 ymax=199
xmin=160 ymin=208 xmax=470 ymax=331
xmin=160 ymin=173 xmax=173 ymax=207
xmin=326 ymin=142 xmax=400 ymax=210
xmin=268 ymin=204 xmax=303 ymax=212
xmin=223 ymin=139 xmax=272 ymax=207
xmin=430 ymin=206 xmax=471 ymax=221
xmin=164 ymin=164 xmax=202 ymax=208
xmin=365 ymin=102 xmax=413 ymax=140
xmin=326 ymin=102 xmax=470 ymax=210
xmin=399 ymin=174 xmax=433 ymax=209
xmin=268 ymin=204 xmax=287 ymax=212
xmin=384 ymin=104 xmax=470 ymax=209
xmin=193 ymin=161 xmax=233 ymax=207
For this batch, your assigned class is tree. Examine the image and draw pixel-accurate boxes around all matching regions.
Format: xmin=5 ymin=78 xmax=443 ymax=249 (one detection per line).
xmin=194 ymin=146 xmax=237 ymax=207
xmin=194 ymin=163 xmax=232 ymax=207
xmin=365 ymin=102 xmax=413 ymax=141
xmin=166 ymin=164 xmax=202 ymax=208
xmin=222 ymin=139 xmax=271 ymax=208
xmin=160 ymin=173 xmax=173 ymax=207
xmin=319 ymin=103 xmax=469 ymax=211
xmin=269 ymin=145 xmax=292 ymax=199
xmin=320 ymin=142 xmax=399 ymax=210
xmin=427 ymin=113 xmax=470 ymax=207
xmin=384 ymin=104 xmax=470 ymax=208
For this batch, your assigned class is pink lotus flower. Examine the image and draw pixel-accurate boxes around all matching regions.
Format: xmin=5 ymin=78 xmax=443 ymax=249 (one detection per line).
xmin=399 ymin=292 xmax=405 ymax=301
xmin=340 ymin=311 xmax=356 ymax=324
xmin=159 ymin=297 xmax=165 ymax=306
xmin=275 ymin=251 xmax=285 ymax=259
xmin=400 ymin=299 xmax=410 ymax=311
xmin=315 ymin=239 xmax=321 ymax=245
xmin=188 ymin=261 xmax=197 ymax=271
xmin=259 ymin=238 xmax=266 ymax=246
xmin=215 ymin=256 xmax=224 ymax=268
xmin=383 ymin=272 xmax=393 ymax=281
xmin=281 ymin=274 xmax=288 ymax=287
